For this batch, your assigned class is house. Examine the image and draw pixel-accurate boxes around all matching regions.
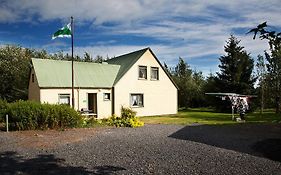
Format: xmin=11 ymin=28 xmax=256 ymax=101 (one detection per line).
xmin=29 ymin=48 xmax=178 ymax=118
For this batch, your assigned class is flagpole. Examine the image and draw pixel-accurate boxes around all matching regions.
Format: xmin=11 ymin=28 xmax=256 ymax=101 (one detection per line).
xmin=71 ymin=16 xmax=75 ymax=109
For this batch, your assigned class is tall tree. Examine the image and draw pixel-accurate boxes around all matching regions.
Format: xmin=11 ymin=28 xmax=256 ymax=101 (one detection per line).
xmin=84 ymin=52 xmax=93 ymax=62
xmin=190 ymin=70 xmax=206 ymax=107
xmin=0 ymin=46 xmax=32 ymax=101
xmin=93 ymin=55 xmax=105 ymax=63
xmin=256 ymin=54 xmax=267 ymax=113
xmin=173 ymin=57 xmax=192 ymax=108
xmin=163 ymin=62 xmax=172 ymax=76
xmin=248 ymin=22 xmax=281 ymax=113
xmin=215 ymin=35 xmax=255 ymax=94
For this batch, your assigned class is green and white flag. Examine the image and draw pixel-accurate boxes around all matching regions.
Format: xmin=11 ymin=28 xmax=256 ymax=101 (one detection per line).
xmin=52 ymin=23 xmax=72 ymax=39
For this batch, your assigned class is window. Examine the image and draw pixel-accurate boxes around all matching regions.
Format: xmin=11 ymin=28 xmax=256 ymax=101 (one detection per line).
xmin=138 ymin=66 xmax=147 ymax=79
xmin=104 ymin=93 xmax=111 ymax=101
xmin=58 ymin=94 xmax=70 ymax=105
xmin=32 ymin=74 xmax=35 ymax=83
xmin=131 ymin=94 xmax=144 ymax=107
xmin=151 ymin=67 xmax=159 ymax=80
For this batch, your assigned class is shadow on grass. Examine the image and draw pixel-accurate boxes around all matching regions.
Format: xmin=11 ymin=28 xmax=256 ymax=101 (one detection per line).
xmin=169 ymin=123 xmax=281 ymax=162
xmin=0 ymin=151 xmax=126 ymax=175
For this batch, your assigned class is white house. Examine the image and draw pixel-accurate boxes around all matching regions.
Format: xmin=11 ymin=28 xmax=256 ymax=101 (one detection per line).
xmin=29 ymin=48 xmax=178 ymax=118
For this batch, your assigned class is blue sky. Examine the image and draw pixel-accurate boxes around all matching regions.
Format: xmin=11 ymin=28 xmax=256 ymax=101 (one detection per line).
xmin=0 ymin=0 xmax=280 ymax=76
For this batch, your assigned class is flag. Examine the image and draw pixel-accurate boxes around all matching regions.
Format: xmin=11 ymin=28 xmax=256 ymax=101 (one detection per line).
xmin=52 ymin=23 xmax=72 ymax=39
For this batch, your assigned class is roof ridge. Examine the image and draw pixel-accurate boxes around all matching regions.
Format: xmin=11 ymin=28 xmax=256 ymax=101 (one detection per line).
xmin=106 ymin=47 xmax=149 ymax=85
xmin=32 ymin=58 xmax=120 ymax=67
xmin=111 ymin=47 xmax=149 ymax=60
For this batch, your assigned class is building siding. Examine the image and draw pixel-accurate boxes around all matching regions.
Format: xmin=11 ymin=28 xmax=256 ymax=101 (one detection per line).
xmin=28 ymin=69 xmax=40 ymax=102
xmin=39 ymin=88 xmax=112 ymax=118
xmin=114 ymin=50 xmax=177 ymax=116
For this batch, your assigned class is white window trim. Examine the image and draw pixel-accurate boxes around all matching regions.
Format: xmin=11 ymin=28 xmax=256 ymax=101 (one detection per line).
xmin=130 ymin=93 xmax=144 ymax=108
xmin=138 ymin=66 xmax=147 ymax=80
xmin=103 ymin=93 xmax=111 ymax=101
xmin=58 ymin=94 xmax=71 ymax=105
xmin=150 ymin=67 xmax=159 ymax=81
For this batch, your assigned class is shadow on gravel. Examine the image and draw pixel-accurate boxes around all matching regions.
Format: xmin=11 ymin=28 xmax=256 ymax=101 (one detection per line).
xmin=252 ymin=139 xmax=281 ymax=162
xmin=169 ymin=124 xmax=281 ymax=162
xmin=0 ymin=151 xmax=126 ymax=174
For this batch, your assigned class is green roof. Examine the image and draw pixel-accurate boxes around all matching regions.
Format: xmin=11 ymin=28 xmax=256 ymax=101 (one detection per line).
xmin=32 ymin=47 xmax=178 ymax=89
xmin=107 ymin=48 xmax=149 ymax=84
xmin=32 ymin=58 xmax=120 ymax=88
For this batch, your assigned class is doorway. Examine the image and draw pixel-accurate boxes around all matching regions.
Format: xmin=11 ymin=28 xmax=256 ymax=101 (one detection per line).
xmin=88 ymin=93 xmax=97 ymax=114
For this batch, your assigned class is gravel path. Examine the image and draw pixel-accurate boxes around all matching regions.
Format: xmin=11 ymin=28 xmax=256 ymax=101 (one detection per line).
xmin=0 ymin=124 xmax=281 ymax=174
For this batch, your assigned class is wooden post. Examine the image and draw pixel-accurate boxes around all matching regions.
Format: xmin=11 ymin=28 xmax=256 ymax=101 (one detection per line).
xmin=6 ymin=114 xmax=8 ymax=132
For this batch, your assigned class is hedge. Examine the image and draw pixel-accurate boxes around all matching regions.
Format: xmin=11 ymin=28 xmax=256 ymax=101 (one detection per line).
xmin=0 ymin=100 xmax=83 ymax=130
xmin=0 ymin=100 xmax=8 ymax=123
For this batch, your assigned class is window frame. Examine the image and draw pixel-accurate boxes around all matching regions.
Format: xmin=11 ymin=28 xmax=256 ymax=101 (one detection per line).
xmin=130 ymin=93 xmax=144 ymax=108
xmin=138 ymin=66 xmax=147 ymax=80
xmin=150 ymin=67 xmax=159 ymax=80
xmin=103 ymin=93 xmax=111 ymax=101
xmin=58 ymin=94 xmax=71 ymax=105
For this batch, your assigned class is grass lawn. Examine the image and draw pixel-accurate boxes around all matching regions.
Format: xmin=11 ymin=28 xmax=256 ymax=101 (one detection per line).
xmin=139 ymin=108 xmax=281 ymax=125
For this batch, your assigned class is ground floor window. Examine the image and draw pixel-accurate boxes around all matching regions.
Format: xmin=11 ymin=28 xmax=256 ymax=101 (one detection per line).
xmin=58 ymin=94 xmax=70 ymax=105
xmin=104 ymin=93 xmax=111 ymax=101
xmin=130 ymin=94 xmax=144 ymax=107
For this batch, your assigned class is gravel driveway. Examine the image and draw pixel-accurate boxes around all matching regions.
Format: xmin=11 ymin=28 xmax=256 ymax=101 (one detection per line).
xmin=0 ymin=124 xmax=281 ymax=175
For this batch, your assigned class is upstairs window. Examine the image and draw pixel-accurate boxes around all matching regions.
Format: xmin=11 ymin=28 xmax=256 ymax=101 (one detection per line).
xmin=151 ymin=67 xmax=159 ymax=80
xmin=131 ymin=94 xmax=144 ymax=107
xmin=138 ymin=66 xmax=147 ymax=79
xmin=58 ymin=94 xmax=70 ymax=105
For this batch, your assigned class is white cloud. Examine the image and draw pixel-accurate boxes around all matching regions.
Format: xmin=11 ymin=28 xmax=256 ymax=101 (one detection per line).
xmin=0 ymin=0 xmax=279 ymax=76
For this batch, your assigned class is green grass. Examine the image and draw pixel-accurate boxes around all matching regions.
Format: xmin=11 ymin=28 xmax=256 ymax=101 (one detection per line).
xmin=139 ymin=108 xmax=281 ymax=125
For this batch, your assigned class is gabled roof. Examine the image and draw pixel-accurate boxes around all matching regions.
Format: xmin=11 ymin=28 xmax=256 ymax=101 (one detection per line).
xmin=32 ymin=47 xmax=178 ymax=89
xmin=107 ymin=47 xmax=178 ymax=89
xmin=32 ymin=58 xmax=120 ymax=88
xmin=106 ymin=47 xmax=148 ymax=84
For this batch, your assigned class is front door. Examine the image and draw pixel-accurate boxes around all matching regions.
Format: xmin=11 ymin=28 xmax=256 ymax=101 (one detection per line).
xmin=88 ymin=93 xmax=97 ymax=114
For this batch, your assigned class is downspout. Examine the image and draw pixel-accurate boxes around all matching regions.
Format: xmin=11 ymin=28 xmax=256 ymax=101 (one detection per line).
xmin=77 ymin=87 xmax=80 ymax=111
xmin=112 ymin=87 xmax=115 ymax=115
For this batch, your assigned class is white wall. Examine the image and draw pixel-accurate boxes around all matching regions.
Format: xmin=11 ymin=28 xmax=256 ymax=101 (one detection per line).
xmin=28 ymin=69 xmax=40 ymax=102
xmin=114 ymin=50 xmax=178 ymax=116
xmin=40 ymin=88 xmax=112 ymax=118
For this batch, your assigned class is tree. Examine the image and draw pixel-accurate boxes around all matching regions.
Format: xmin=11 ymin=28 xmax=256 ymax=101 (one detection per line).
xmin=163 ymin=62 xmax=172 ymax=76
xmin=173 ymin=57 xmax=192 ymax=108
xmin=84 ymin=52 xmax=93 ymax=62
xmin=248 ymin=22 xmax=281 ymax=113
xmin=93 ymin=55 xmax=105 ymax=63
xmin=0 ymin=46 xmax=32 ymax=101
xmin=0 ymin=45 xmax=57 ymax=102
xmin=215 ymin=35 xmax=256 ymax=94
xmin=190 ymin=70 xmax=206 ymax=107
xmin=256 ymin=54 xmax=267 ymax=113
xmin=172 ymin=57 xmax=207 ymax=108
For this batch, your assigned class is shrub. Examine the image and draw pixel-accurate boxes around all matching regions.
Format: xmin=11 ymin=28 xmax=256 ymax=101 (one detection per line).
xmin=82 ymin=117 xmax=107 ymax=127
xmin=107 ymin=106 xmax=144 ymax=128
xmin=5 ymin=100 xmax=83 ymax=130
xmin=0 ymin=100 xmax=8 ymax=122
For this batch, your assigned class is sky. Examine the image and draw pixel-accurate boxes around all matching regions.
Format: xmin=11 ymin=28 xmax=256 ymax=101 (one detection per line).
xmin=0 ymin=0 xmax=280 ymax=76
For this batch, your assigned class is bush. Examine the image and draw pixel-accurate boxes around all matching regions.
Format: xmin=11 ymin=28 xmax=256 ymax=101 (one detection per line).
xmin=0 ymin=100 xmax=8 ymax=122
xmin=82 ymin=117 xmax=107 ymax=127
xmin=5 ymin=100 xmax=83 ymax=130
xmin=107 ymin=106 xmax=144 ymax=128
